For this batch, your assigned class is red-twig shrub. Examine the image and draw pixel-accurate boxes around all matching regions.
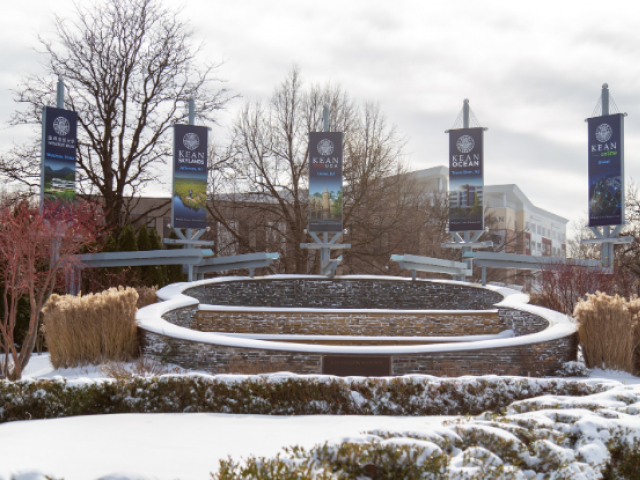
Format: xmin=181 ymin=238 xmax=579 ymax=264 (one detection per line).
xmin=534 ymin=260 xmax=637 ymax=314
xmin=0 ymin=200 xmax=105 ymax=379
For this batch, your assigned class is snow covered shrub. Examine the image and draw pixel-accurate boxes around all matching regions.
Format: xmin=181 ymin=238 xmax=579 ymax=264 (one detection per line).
xmin=555 ymin=361 xmax=589 ymax=377
xmin=42 ymin=287 xmax=139 ymax=368
xmin=216 ymin=442 xmax=451 ymax=479
xmin=605 ymin=440 xmax=640 ymax=480
xmin=214 ymin=380 xmax=640 ymax=480
xmin=574 ymin=292 xmax=638 ymax=373
xmin=0 ymin=375 xmax=608 ymax=423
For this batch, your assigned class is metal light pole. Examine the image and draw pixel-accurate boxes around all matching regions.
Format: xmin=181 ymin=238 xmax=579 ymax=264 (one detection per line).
xmin=601 ymin=84 xmax=612 ymax=266
xmin=168 ymin=97 xmax=215 ymax=281
xmin=189 ymin=97 xmax=195 ymax=126
xmin=300 ymin=102 xmax=351 ymax=277
xmin=442 ymin=99 xmax=492 ymax=283
xmin=56 ymin=76 xmax=65 ymax=109
xmin=580 ymin=84 xmax=633 ymax=266
xmin=462 ymin=98 xmax=470 ymax=129
xmin=184 ymin=98 xmax=195 ymax=254
xmin=601 ymin=83 xmax=609 ymax=116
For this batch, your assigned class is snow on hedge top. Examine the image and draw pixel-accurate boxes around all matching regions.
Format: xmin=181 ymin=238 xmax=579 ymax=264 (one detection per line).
xmin=137 ymin=275 xmax=576 ymax=354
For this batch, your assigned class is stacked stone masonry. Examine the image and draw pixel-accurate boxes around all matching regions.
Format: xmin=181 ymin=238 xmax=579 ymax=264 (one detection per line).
xmin=141 ymin=326 xmax=577 ymax=377
xmin=193 ymin=310 xmax=505 ymax=337
xmin=184 ymin=279 xmax=503 ymax=310
xmin=138 ymin=279 xmax=577 ymax=376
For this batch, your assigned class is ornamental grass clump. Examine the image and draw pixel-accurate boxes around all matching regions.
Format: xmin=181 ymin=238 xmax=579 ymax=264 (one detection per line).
xmin=573 ymin=291 xmax=640 ymax=374
xmin=135 ymin=285 xmax=158 ymax=309
xmin=42 ymin=287 xmax=139 ymax=368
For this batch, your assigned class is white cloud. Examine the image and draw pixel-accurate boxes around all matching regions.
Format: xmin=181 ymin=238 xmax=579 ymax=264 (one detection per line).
xmin=2 ymin=0 xmax=640 ymax=227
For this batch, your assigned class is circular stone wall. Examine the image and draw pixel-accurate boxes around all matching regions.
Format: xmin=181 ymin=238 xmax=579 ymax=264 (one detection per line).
xmin=137 ymin=275 xmax=578 ymax=377
xmin=183 ymin=278 xmax=503 ymax=310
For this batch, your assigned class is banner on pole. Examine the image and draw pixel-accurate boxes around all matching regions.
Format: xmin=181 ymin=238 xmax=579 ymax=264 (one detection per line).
xmin=41 ymin=106 xmax=78 ymax=204
xmin=172 ymin=124 xmax=208 ymax=229
xmin=448 ymin=127 xmax=484 ymax=232
xmin=308 ymin=132 xmax=343 ymax=233
xmin=587 ymin=113 xmax=624 ymax=227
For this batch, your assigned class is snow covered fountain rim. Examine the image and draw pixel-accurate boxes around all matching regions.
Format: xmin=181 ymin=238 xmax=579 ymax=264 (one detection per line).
xmin=136 ymin=275 xmax=577 ymax=355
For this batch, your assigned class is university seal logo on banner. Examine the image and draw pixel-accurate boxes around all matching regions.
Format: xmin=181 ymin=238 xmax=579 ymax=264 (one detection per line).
xmin=53 ymin=117 xmax=70 ymax=136
xmin=317 ymin=139 xmax=334 ymax=156
xmin=595 ymin=124 xmax=612 ymax=143
xmin=183 ymin=133 xmax=200 ymax=150
xmin=456 ymin=135 xmax=475 ymax=153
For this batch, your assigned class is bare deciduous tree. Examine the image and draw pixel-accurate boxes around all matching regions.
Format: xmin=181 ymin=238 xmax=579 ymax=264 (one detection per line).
xmin=1 ymin=0 xmax=231 ymax=229
xmin=207 ymin=67 xmax=409 ymax=274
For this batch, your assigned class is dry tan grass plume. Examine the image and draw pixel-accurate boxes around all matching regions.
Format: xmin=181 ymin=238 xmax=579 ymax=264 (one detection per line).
xmin=42 ymin=287 xmax=139 ymax=368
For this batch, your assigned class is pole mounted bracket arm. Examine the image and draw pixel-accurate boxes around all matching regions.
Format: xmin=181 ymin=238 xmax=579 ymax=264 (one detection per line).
xmin=301 ymin=231 xmax=350 ymax=277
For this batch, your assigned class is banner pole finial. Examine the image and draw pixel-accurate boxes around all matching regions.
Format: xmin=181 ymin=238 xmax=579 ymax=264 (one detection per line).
xmin=462 ymin=99 xmax=470 ymax=128
xmin=601 ymin=84 xmax=609 ymax=116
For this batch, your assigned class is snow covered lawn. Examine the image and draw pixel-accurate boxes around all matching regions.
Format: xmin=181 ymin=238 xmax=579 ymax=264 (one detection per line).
xmin=1 ymin=354 xmax=639 ymax=480
xmin=0 ymin=413 xmax=453 ymax=480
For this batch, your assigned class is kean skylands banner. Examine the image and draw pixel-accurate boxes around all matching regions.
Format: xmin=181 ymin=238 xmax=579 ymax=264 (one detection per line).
xmin=448 ymin=127 xmax=484 ymax=231
xmin=172 ymin=124 xmax=208 ymax=229
xmin=308 ymin=132 xmax=343 ymax=233
xmin=588 ymin=113 xmax=624 ymax=227
xmin=41 ymin=106 xmax=78 ymax=204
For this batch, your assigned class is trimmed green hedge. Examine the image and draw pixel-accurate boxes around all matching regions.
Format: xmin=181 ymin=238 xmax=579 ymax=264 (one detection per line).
xmin=0 ymin=375 xmax=607 ymax=423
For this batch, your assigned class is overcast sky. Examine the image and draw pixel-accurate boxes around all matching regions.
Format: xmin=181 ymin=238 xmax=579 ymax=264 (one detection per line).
xmin=2 ymin=0 xmax=639 ymax=232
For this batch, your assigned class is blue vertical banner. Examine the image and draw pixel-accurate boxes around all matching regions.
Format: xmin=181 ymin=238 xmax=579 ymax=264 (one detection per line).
xmin=587 ymin=113 xmax=624 ymax=227
xmin=308 ymin=132 xmax=343 ymax=233
xmin=41 ymin=106 xmax=78 ymax=204
xmin=448 ymin=127 xmax=484 ymax=232
xmin=172 ymin=124 xmax=208 ymax=229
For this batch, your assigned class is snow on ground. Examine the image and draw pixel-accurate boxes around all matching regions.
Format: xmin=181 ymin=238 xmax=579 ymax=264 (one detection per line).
xmin=20 ymin=352 xmax=640 ymax=385
xmin=0 ymin=413 xmax=454 ymax=480
xmin=0 ymin=353 xmax=639 ymax=480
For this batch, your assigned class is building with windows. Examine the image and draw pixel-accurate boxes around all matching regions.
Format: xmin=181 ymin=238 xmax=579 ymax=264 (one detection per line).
xmin=118 ymin=165 xmax=568 ymax=280
xmin=408 ymin=167 xmax=568 ymax=258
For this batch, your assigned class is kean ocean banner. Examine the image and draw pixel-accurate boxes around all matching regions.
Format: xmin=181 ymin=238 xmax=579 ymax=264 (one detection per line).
xmin=308 ymin=132 xmax=343 ymax=232
xmin=172 ymin=124 xmax=208 ymax=229
xmin=587 ymin=113 xmax=624 ymax=227
xmin=448 ymin=127 xmax=484 ymax=232
xmin=41 ymin=106 xmax=78 ymax=204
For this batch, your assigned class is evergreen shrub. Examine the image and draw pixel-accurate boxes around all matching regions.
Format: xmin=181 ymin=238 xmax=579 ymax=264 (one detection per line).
xmin=0 ymin=375 xmax=606 ymax=424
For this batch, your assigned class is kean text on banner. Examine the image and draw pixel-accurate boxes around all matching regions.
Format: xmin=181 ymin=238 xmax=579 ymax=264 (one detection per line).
xmin=172 ymin=124 xmax=208 ymax=229
xmin=448 ymin=127 xmax=484 ymax=232
xmin=308 ymin=132 xmax=343 ymax=233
